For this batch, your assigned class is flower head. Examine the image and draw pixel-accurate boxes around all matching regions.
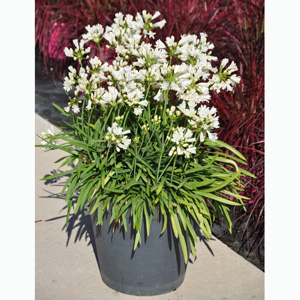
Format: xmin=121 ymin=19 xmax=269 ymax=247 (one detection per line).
xmin=105 ymin=123 xmax=131 ymax=152
xmin=64 ymin=39 xmax=90 ymax=61
xmin=82 ymin=24 xmax=104 ymax=43
xmin=40 ymin=126 xmax=56 ymax=149
xmin=169 ymin=127 xmax=196 ymax=158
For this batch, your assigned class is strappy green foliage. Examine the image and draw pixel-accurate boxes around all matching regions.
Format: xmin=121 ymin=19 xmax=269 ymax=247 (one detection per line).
xmin=38 ymin=103 xmax=251 ymax=264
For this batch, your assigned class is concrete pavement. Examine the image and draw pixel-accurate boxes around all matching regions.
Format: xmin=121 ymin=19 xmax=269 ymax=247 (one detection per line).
xmin=35 ymin=113 xmax=264 ymax=300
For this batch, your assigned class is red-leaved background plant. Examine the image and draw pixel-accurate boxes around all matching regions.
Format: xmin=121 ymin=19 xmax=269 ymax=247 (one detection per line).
xmin=35 ymin=0 xmax=264 ymax=267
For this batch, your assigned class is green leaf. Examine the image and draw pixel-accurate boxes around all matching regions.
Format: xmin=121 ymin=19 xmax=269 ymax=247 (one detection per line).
xmin=81 ymin=162 xmax=96 ymax=177
xmin=172 ymin=211 xmax=188 ymax=264
xmin=75 ymin=180 xmax=96 ymax=214
xmin=183 ymin=179 xmax=215 ymax=190
xmin=87 ymin=123 xmax=96 ymax=129
xmin=176 ymin=206 xmax=187 ymax=231
xmin=92 ymin=152 xmax=100 ymax=168
xmin=127 ymin=148 xmax=155 ymax=173
xmin=159 ymin=203 xmax=168 ymax=235
xmin=177 ymin=178 xmax=188 ymax=189
xmin=42 ymin=169 xmax=76 ymax=181
xmin=60 ymin=173 xmax=77 ymax=197
xmin=103 ymin=171 xmax=115 ymax=186
xmin=52 ymin=102 xmax=71 ymax=116
xmin=165 ymin=180 xmax=178 ymax=189
xmin=195 ymin=191 xmax=242 ymax=206
xmin=124 ymin=181 xmax=143 ymax=190
xmin=156 ymin=177 xmax=166 ymax=195
xmin=222 ymin=190 xmax=250 ymax=200
xmin=143 ymin=203 xmax=150 ymax=236
xmin=199 ymin=170 xmax=241 ymax=193
xmin=213 ymin=152 xmax=247 ymax=165
xmin=217 ymin=203 xmax=232 ymax=234
xmin=121 ymin=211 xmax=128 ymax=232
xmin=96 ymin=201 xmax=105 ymax=225
xmin=54 ymin=155 xmax=71 ymax=164
xmin=133 ymin=231 xmax=141 ymax=251
xmin=115 ymin=162 xmax=123 ymax=168
xmin=170 ymin=212 xmax=178 ymax=238
xmin=104 ymin=188 xmax=124 ymax=194
xmin=214 ymin=157 xmax=239 ymax=171
xmin=205 ymin=139 xmax=246 ymax=161
xmin=240 ymin=168 xmax=256 ymax=178
xmin=185 ymin=156 xmax=218 ymax=174
xmin=185 ymin=217 xmax=198 ymax=244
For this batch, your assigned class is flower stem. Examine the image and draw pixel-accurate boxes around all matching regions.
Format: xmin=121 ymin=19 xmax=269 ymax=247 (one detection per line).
xmin=97 ymin=43 xmax=106 ymax=63
xmin=171 ymin=154 xmax=177 ymax=183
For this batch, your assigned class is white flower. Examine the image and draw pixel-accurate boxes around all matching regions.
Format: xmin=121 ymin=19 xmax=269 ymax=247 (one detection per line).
xmin=42 ymin=125 xmax=55 ymax=137
xmin=139 ymin=100 xmax=148 ymax=107
xmin=101 ymin=86 xmax=120 ymax=107
xmin=154 ymin=90 xmax=164 ymax=101
xmin=212 ymin=74 xmax=220 ymax=83
xmin=224 ymin=60 xmax=238 ymax=74
xmin=133 ymin=57 xmax=146 ymax=67
xmin=57 ymin=10 xmax=241 ymax=159
xmin=228 ymin=74 xmax=241 ymax=84
xmin=63 ymin=77 xmax=73 ymax=92
xmin=192 ymin=105 xmax=219 ymax=142
xmin=72 ymin=105 xmax=80 ymax=114
xmin=177 ymin=101 xmax=196 ymax=118
xmin=64 ymin=39 xmax=90 ymax=61
xmin=118 ymin=137 xmax=131 ymax=151
xmin=64 ymin=106 xmax=70 ymax=113
xmin=90 ymin=56 xmax=102 ymax=68
xmin=200 ymin=132 xmax=205 ymax=142
xmin=64 ymin=47 xmax=74 ymax=58
xmin=86 ymin=100 xmax=92 ymax=110
xmin=152 ymin=11 xmax=161 ymax=20
xmin=155 ymin=39 xmax=166 ymax=49
xmin=207 ymin=131 xmax=218 ymax=142
xmin=106 ymin=122 xmax=131 ymax=151
xmin=153 ymin=19 xmax=166 ymax=29
xmin=168 ymin=146 xmax=176 ymax=156
xmin=134 ymin=107 xmax=143 ymax=115
xmin=220 ymin=58 xmax=229 ymax=70
xmin=170 ymin=127 xmax=196 ymax=158
xmin=82 ymin=24 xmax=104 ymax=43
xmin=166 ymin=36 xmax=176 ymax=48
xmin=40 ymin=126 xmax=56 ymax=148
xmin=183 ymin=146 xmax=196 ymax=158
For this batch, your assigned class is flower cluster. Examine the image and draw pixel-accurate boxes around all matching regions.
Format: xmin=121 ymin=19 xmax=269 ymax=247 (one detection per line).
xmin=169 ymin=127 xmax=196 ymax=158
xmin=40 ymin=126 xmax=56 ymax=149
xmin=64 ymin=39 xmax=90 ymax=61
xmin=105 ymin=122 xmax=131 ymax=152
xmin=177 ymin=102 xmax=219 ymax=142
xmin=60 ymin=10 xmax=240 ymax=156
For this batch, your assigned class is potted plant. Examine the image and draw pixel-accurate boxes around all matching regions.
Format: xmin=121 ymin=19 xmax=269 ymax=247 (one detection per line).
xmin=38 ymin=10 xmax=255 ymax=296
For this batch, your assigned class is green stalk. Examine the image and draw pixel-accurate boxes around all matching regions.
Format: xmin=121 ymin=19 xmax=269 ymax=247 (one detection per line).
xmin=162 ymin=90 xmax=168 ymax=126
xmin=97 ymin=43 xmax=106 ymax=63
xmin=158 ymin=154 xmax=175 ymax=182
xmin=87 ymin=105 xmax=94 ymax=143
xmin=102 ymin=106 xmax=114 ymax=132
xmin=164 ymin=120 xmax=174 ymax=148
xmin=139 ymin=104 xmax=158 ymax=155
xmin=171 ymin=154 xmax=177 ymax=183
xmin=122 ymin=107 xmax=131 ymax=128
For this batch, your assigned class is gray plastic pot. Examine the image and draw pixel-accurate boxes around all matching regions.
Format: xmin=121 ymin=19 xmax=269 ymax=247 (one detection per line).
xmin=90 ymin=208 xmax=189 ymax=296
